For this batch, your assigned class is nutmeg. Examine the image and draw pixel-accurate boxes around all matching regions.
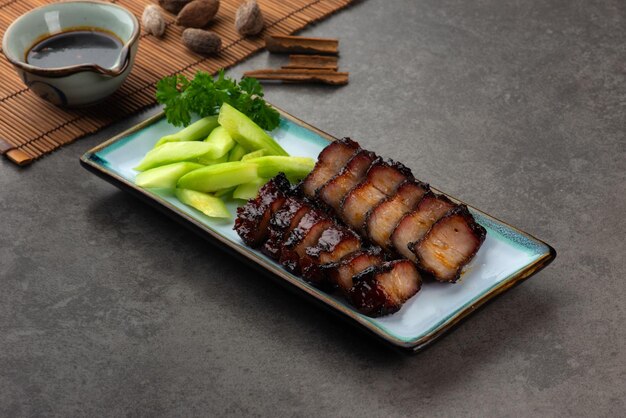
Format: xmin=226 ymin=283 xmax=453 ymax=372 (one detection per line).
xmin=158 ymin=0 xmax=192 ymax=14
xmin=182 ymin=28 xmax=222 ymax=55
xmin=142 ymin=5 xmax=166 ymax=37
xmin=176 ymin=0 xmax=220 ymax=28
xmin=235 ymin=0 xmax=264 ymax=36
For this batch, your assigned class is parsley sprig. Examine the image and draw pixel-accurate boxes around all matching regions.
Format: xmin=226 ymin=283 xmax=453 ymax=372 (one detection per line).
xmin=156 ymin=69 xmax=280 ymax=131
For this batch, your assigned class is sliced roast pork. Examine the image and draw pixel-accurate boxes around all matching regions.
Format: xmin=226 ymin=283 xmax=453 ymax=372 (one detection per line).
xmin=234 ymin=134 xmax=488 ymax=318
xmin=323 ymin=248 xmax=384 ymax=296
xmin=411 ymin=206 xmax=486 ymax=282
xmin=317 ymin=150 xmax=377 ymax=211
xmin=300 ymin=226 xmax=361 ymax=286
xmin=365 ymin=180 xmax=429 ymax=249
xmin=279 ymin=209 xmax=334 ymax=274
xmin=349 ymin=260 xmax=422 ymax=317
xmin=301 ymin=138 xmax=360 ymax=198
xmin=340 ymin=160 xmax=413 ymax=231
xmin=234 ymin=174 xmax=291 ymax=247
xmin=262 ymin=196 xmax=311 ymax=260
xmin=390 ymin=192 xmax=456 ymax=260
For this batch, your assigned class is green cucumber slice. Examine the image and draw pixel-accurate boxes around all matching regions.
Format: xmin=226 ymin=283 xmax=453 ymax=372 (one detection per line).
xmin=241 ymin=149 xmax=266 ymax=161
xmin=177 ymin=161 xmax=258 ymax=192
xmin=214 ymin=186 xmax=237 ymax=198
xmin=135 ymin=162 xmax=204 ymax=189
xmin=155 ymin=116 xmax=219 ymax=147
xmin=247 ymin=156 xmax=315 ymax=180
xmin=134 ymin=141 xmax=213 ymax=171
xmin=218 ymin=103 xmax=288 ymax=156
xmin=228 ymin=144 xmax=248 ymax=162
xmin=175 ymin=188 xmax=230 ymax=218
xmin=202 ymin=126 xmax=236 ymax=159
xmin=195 ymin=154 xmax=228 ymax=166
xmin=233 ymin=177 xmax=267 ymax=200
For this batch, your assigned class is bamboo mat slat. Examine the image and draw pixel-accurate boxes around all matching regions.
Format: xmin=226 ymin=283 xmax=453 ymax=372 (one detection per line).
xmin=0 ymin=0 xmax=354 ymax=166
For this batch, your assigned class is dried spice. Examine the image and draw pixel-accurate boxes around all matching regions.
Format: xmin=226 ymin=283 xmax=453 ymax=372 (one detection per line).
xmin=243 ymin=69 xmax=349 ymax=85
xmin=282 ymin=55 xmax=338 ymax=71
xmin=176 ymin=0 xmax=220 ymax=28
xmin=235 ymin=0 xmax=265 ymax=36
xmin=142 ymin=5 xmax=166 ymax=37
xmin=158 ymin=0 xmax=192 ymax=14
xmin=265 ymin=35 xmax=339 ymax=55
xmin=182 ymin=28 xmax=222 ymax=55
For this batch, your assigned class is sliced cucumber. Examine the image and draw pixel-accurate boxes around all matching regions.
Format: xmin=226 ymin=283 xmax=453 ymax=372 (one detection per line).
xmin=202 ymin=126 xmax=236 ymax=159
xmin=175 ymin=188 xmax=230 ymax=218
xmin=218 ymin=103 xmax=288 ymax=156
xmin=195 ymin=154 xmax=228 ymax=166
xmin=134 ymin=141 xmax=213 ymax=171
xmin=241 ymin=149 xmax=266 ymax=161
xmin=155 ymin=116 xmax=219 ymax=147
xmin=177 ymin=161 xmax=258 ymax=192
xmin=135 ymin=162 xmax=204 ymax=189
xmin=228 ymin=144 xmax=248 ymax=162
xmin=214 ymin=186 xmax=237 ymax=198
xmin=247 ymin=156 xmax=315 ymax=180
xmin=233 ymin=177 xmax=268 ymax=200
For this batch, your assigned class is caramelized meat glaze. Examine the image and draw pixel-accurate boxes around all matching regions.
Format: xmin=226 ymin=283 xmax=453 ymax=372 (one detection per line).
xmin=235 ymin=139 xmax=486 ymax=317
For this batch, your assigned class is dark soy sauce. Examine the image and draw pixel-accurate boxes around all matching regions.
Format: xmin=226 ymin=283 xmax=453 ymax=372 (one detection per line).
xmin=26 ymin=29 xmax=123 ymax=69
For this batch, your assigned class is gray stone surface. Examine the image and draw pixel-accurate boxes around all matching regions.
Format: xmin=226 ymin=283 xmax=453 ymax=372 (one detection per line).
xmin=1 ymin=0 xmax=625 ymax=416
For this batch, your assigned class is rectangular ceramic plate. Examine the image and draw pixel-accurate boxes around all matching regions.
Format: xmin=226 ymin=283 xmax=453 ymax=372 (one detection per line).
xmin=81 ymin=108 xmax=556 ymax=352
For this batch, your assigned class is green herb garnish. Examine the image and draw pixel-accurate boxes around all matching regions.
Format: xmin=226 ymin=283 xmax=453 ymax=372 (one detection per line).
xmin=156 ymin=69 xmax=280 ymax=131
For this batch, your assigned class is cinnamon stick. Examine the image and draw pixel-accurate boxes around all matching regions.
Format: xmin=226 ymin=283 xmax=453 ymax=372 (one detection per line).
xmin=265 ymin=35 xmax=339 ymax=55
xmin=282 ymin=55 xmax=338 ymax=71
xmin=243 ymin=69 xmax=349 ymax=85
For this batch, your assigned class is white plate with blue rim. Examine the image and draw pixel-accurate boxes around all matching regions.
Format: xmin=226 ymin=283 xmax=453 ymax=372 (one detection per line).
xmin=81 ymin=106 xmax=556 ymax=353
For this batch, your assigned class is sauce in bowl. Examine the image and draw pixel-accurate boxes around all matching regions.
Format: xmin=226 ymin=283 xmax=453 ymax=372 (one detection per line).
xmin=26 ymin=29 xmax=123 ymax=69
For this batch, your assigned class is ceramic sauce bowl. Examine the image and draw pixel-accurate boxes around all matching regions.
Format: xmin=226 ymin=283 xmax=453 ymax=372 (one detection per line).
xmin=2 ymin=1 xmax=140 ymax=107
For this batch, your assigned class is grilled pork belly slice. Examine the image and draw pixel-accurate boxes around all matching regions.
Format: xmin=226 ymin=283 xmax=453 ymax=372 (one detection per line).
xmin=365 ymin=181 xmax=429 ymax=249
xmin=349 ymin=260 xmax=422 ymax=317
xmin=411 ymin=206 xmax=486 ymax=283
xmin=340 ymin=161 xmax=412 ymax=230
xmin=279 ymin=209 xmax=334 ymax=274
xmin=301 ymin=138 xmax=360 ymax=198
xmin=234 ymin=174 xmax=291 ymax=247
xmin=324 ymin=248 xmax=384 ymax=295
xmin=262 ymin=197 xmax=311 ymax=260
xmin=317 ymin=150 xmax=377 ymax=211
xmin=390 ymin=193 xmax=456 ymax=260
xmin=301 ymin=226 xmax=361 ymax=286
xmin=365 ymin=160 xmax=414 ymax=195
xmin=340 ymin=181 xmax=387 ymax=230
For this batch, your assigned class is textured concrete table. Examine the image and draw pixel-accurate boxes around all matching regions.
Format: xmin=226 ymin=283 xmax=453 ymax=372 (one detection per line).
xmin=1 ymin=0 xmax=624 ymax=416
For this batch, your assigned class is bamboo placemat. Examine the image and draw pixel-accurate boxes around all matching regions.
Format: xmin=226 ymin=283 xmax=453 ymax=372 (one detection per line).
xmin=0 ymin=0 xmax=353 ymax=166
